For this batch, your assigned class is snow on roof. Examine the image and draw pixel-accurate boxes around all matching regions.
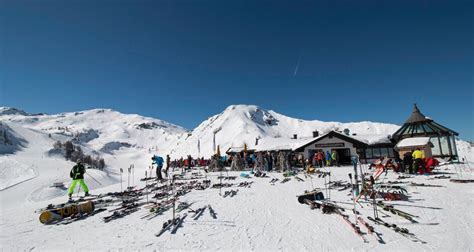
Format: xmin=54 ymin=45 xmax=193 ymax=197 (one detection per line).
xmin=351 ymin=134 xmax=392 ymax=145
xmin=226 ymin=146 xmax=248 ymax=153
xmin=254 ymin=137 xmax=318 ymax=152
xmin=396 ymin=137 xmax=431 ymax=148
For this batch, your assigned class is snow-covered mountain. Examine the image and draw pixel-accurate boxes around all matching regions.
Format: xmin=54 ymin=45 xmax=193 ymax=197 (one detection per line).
xmin=169 ymin=105 xmax=401 ymax=158
xmin=1 ymin=105 xmax=471 ymax=163
xmin=0 ymin=107 xmax=187 ymax=156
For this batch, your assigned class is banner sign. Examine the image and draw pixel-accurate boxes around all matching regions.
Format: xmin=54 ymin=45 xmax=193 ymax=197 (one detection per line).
xmin=315 ymin=143 xmax=345 ymax=148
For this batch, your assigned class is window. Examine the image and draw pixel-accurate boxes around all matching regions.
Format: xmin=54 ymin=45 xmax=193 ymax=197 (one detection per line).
xmin=372 ymin=148 xmax=381 ymax=158
xmin=430 ymin=137 xmax=442 ymax=156
xmin=380 ymin=148 xmax=388 ymax=158
xmin=450 ymin=136 xmax=458 ymax=157
xmin=440 ymin=136 xmax=450 ymax=156
xmin=365 ymin=149 xmax=373 ymax=158
xmin=388 ymin=148 xmax=394 ymax=158
xmin=422 ymin=124 xmax=434 ymax=133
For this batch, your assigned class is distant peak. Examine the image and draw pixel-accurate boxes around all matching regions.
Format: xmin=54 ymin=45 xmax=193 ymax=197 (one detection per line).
xmin=0 ymin=107 xmax=44 ymax=116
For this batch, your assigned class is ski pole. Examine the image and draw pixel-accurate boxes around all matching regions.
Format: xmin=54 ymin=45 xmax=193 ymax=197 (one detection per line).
xmin=349 ymin=173 xmax=358 ymax=225
xmin=85 ymin=172 xmax=102 ymax=185
xmin=219 ymin=170 xmax=223 ymax=196
xmin=127 ymin=166 xmax=131 ymax=190
xmin=120 ymin=168 xmax=123 ymax=194
xmin=145 ymin=171 xmax=148 ymax=204
xmin=359 ymin=162 xmax=366 ymax=200
xmin=370 ymin=175 xmax=378 ymax=219
xmin=132 ymin=164 xmax=135 ymax=187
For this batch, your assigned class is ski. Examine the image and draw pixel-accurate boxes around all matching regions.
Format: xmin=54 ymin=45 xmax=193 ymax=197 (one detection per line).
xmin=340 ymin=214 xmax=368 ymax=243
xmin=295 ymin=176 xmax=304 ymax=182
xmin=269 ymin=178 xmax=279 ymax=184
xmin=170 ymin=213 xmax=188 ymax=234
xmin=357 ymin=216 xmax=385 ymax=244
xmin=57 ymin=208 xmax=107 ymax=225
xmin=367 ymin=216 xmax=426 ymax=243
xmin=376 ymin=202 xmax=418 ymax=223
xmin=191 ymin=207 xmax=206 ymax=220
xmin=280 ymin=178 xmax=291 ymax=183
xmin=208 ymin=205 xmax=217 ymax=219
xmin=103 ymin=207 xmax=139 ymax=223
xmin=449 ymin=179 xmax=474 ymax=183
xmin=229 ymin=189 xmax=238 ymax=197
xmin=156 ymin=218 xmax=175 ymax=237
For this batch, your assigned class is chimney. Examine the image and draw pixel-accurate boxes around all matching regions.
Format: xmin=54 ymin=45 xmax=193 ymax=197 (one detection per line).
xmin=313 ymin=131 xmax=319 ymax=137
xmin=293 ymin=134 xmax=297 ymax=139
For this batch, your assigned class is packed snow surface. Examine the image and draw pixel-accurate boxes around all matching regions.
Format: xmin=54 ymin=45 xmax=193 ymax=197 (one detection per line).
xmin=1 ymin=166 xmax=474 ymax=251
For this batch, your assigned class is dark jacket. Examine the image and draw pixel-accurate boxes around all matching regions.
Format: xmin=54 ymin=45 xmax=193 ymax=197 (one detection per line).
xmin=70 ymin=163 xmax=85 ymax=179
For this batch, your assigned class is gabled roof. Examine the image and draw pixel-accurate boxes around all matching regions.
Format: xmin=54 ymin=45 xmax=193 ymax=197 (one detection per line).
xmin=294 ymin=131 xmax=368 ymax=152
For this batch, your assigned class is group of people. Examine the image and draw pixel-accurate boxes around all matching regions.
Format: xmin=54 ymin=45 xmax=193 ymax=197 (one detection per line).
xmin=401 ymin=148 xmax=428 ymax=174
xmin=311 ymin=150 xmax=339 ymax=168
xmin=228 ymin=151 xmax=298 ymax=172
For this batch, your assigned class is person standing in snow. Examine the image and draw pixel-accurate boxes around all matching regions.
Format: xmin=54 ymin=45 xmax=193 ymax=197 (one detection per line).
xmin=317 ymin=151 xmax=324 ymax=168
xmin=267 ymin=152 xmax=273 ymax=171
xmin=152 ymin=155 xmax=164 ymax=180
xmin=403 ymin=151 xmax=413 ymax=174
xmin=325 ymin=151 xmax=332 ymax=166
xmin=331 ymin=151 xmax=339 ymax=167
xmin=68 ymin=159 xmax=90 ymax=199
xmin=412 ymin=148 xmax=425 ymax=174
xmin=164 ymin=155 xmax=170 ymax=178
xmin=187 ymin=155 xmax=192 ymax=172
xmin=312 ymin=152 xmax=318 ymax=168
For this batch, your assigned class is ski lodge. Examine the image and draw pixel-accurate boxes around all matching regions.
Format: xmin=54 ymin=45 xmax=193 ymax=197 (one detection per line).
xmin=245 ymin=104 xmax=459 ymax=165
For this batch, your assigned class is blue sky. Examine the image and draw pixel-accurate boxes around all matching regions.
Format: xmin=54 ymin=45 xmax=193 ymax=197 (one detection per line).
xmin=1 ymin=1 xmax=472 ymax=140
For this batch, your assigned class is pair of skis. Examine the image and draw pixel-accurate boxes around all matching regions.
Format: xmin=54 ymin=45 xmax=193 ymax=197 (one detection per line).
xmin=367 ymin=216 xmax=426 ymax=243
xmin=222 ymin=189 xmax=238 ymax=198
xmin=155 ymin=214 xmax=188 ymax=237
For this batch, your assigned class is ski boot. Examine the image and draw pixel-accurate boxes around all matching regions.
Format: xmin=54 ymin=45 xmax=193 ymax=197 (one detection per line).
xmin=84 ymin=192 xmax=90 ymax=197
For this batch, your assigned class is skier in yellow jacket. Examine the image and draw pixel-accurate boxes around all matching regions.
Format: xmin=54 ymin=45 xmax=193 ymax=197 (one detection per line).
xmin=412 ymin=148 xmax=425 ymax=174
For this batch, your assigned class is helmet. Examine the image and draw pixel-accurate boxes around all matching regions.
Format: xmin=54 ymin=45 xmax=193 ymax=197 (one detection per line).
xmin=77 ymin=159 xmax=82 ymax=163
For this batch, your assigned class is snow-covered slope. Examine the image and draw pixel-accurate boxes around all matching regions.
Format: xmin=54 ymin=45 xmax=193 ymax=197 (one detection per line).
xmin=0 ymin=121 xmax=28 ymax=154
xmin=170 ymin=105 xmax=401 ymax=158
xmin=1 ymin=108 xmax=187 ymax=160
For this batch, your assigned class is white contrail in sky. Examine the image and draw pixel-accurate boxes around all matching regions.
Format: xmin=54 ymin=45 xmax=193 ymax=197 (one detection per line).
xmin=293 ymin=56 xmax=301 ymax=76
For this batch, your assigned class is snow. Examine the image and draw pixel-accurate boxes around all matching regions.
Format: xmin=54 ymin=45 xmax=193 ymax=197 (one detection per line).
xmin=170 ymin=105 xmax=401 ymax=158
xmin=254 ymin=136 xmax=317 ymax=152
xmin=1 ymin=166 xmax=473 ymax=250
xmin=396 ymin=137 xmax=432 ymax=148
xmin=352 ymin=134 xmax=393 ymax=145
xmin=0 ymin=158 xmax=36 ymax=191
xmin=0 ymin=105 xmax=473 ymax=251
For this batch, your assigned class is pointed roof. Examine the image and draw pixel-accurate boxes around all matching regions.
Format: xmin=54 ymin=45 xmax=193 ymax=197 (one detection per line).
xmin=392 ymin=104 xmax=458 ymax=141
xmin=405 ymin=104 xmax=430 ymax=123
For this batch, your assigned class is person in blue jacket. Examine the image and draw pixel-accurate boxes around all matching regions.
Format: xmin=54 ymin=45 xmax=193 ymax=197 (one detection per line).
xmin=326 ymin=151 xmax=332 ymax=166
xmin=152 ymin=155 xmax=164 ymax=180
